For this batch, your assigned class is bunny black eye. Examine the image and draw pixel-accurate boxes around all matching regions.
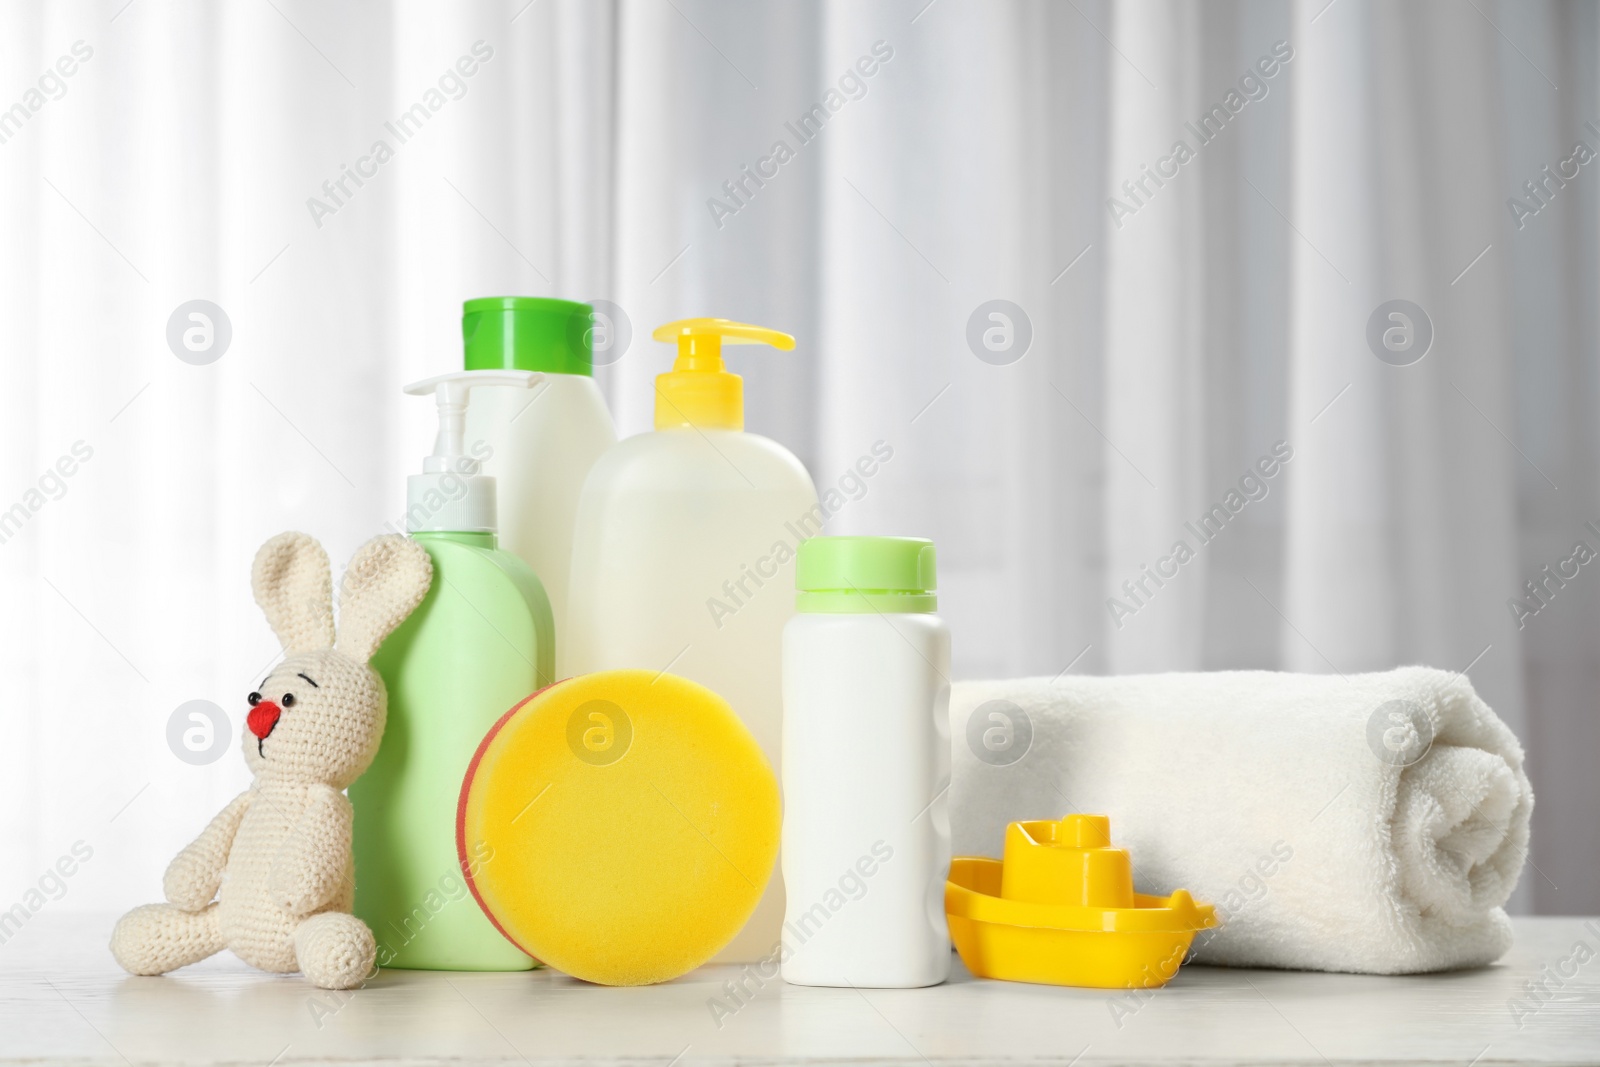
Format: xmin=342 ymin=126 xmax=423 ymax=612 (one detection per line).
xmin=281 ymin=693 xmax=296 ymax=707
xmin=247 ymin=692 xmax=261 ymax=706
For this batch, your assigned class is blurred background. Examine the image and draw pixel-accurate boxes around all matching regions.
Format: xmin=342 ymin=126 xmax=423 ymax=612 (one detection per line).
xmin=1 ymin=0 xmax=1595 ymax=917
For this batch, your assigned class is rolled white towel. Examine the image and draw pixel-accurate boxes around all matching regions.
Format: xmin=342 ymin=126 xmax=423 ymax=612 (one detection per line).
xmin=950 ymin=666 xmax=1533 ymax=974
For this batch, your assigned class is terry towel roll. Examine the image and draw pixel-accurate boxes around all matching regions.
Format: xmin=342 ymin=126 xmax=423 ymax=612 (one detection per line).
xmin=950 ymin=667 xmax=1533 ymax=975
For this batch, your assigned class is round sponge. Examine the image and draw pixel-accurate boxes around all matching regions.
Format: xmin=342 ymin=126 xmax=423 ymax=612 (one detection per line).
xmin=456 ymin=669 xmax=780 ymax=986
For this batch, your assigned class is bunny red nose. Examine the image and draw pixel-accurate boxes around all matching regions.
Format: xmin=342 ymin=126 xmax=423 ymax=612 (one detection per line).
xmin=247 ymin=701 xmax=281 ymax=740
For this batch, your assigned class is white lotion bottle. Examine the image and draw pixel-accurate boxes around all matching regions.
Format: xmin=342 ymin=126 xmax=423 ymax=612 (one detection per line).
xmin=460 ymin=297 xmax=616 ymax=676
xmin=566 ymin=318 xmax=819 ymax=961
xmin=780 ymin=536 xmax=951 ymax=987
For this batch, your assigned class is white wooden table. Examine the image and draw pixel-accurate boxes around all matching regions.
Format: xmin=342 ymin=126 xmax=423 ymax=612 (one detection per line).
xmin=3 ymin=914 xmax=1596 ymax=1065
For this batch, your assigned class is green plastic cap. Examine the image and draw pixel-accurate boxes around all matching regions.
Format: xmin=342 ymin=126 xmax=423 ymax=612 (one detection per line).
xmin=462 ymin=296 xmax=595 ymax=376
xmin=795 ymin=536 xmax=937 ymax=614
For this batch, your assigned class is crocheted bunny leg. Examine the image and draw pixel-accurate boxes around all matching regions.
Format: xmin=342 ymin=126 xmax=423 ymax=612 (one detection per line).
xmin=111 ymin=903 xmax=223 ymax=976
xmin=294 ymin=912 xmax=375 ymax=990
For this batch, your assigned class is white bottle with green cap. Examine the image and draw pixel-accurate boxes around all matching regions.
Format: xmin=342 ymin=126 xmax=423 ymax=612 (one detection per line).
xmin=780 ymin=536 xmax=951 ymax=988
xmin=460 ymin=297 xmax=617 ymax=677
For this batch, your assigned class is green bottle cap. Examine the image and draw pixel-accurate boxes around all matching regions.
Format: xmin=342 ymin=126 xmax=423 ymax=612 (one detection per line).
xmin=462 ymin=296 xmax=595 ymax=377
xmin=795 ymin=536 xmax=937 ymax=614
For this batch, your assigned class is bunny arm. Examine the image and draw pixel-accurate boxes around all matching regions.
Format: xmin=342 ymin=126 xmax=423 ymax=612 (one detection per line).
xmin=163 ymin=790 xmax=253 ymax=912
xmin=267 ymin=784 xmax=353 ymax=916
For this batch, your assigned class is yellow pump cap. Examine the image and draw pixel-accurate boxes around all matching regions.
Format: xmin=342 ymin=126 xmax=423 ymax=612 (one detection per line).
xmin=651 ymin=318 xmax=795 ymax=430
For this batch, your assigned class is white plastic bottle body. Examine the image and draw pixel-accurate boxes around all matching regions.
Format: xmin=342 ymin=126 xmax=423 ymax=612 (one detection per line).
xmin=566 ymin=427 xmax=819 ymax=960
xmin=780 ymin=611 xmax=952 ymax=987
xmin=467 ymin=374 xmax=616 ymax=676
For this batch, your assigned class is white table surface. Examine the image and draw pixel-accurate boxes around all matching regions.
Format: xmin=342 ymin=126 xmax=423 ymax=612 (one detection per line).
xmin=3 ymin=914 xmax=1596 ymax=1066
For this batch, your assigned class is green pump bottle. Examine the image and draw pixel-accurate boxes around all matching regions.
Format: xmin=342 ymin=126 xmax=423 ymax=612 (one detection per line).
xmin=352 ymin=370 xmax=554 ymax=971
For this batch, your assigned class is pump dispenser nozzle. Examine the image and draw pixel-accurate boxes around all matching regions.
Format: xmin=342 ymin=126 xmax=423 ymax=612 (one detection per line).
xmin=650 ymin=318 xmax=794 ymax=431
xmin=402 ymin=370 xmax=544 ymax=532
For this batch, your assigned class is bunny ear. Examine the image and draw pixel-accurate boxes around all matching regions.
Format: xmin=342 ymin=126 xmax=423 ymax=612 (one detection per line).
xmin=252 ymin=532 xmax=335 ymax=653
xmin=335 ymin=535 xmax=433 ymax=663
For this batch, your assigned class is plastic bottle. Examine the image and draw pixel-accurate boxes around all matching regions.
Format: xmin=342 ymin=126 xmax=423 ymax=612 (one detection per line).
xmin=780 ymin=536 xmax=951 ymax=988
xmin=566 ymin=318 xmax=818 ymax=961
xmin=351 ymin=369 xmax=555 ymax=971
xmin=460 ymin=297 xmax=616 ymax=677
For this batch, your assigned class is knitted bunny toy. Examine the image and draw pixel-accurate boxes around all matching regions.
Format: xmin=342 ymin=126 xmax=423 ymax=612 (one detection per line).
xmin=112 ymin=531 xmax=432 ymax=989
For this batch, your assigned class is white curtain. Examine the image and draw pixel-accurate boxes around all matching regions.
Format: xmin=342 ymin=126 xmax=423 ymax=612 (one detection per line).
xmin=2 ymin=0 xmax=1593 ymax=917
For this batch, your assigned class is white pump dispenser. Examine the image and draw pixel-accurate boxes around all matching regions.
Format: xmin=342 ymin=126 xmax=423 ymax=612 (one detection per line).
xmin=403 ymin=370 xmax=544 ymax=533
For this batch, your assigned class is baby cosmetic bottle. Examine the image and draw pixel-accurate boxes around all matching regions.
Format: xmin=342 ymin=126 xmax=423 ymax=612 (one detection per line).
xmin=460 ymin=297 xmax=616 ymax=677
xmin=566 ymin=318 xmax=818 ymax=961
xmin=780 ymin=536 xmax=951 ymax=987
xmin=351 ymin=370 xmax=555 ymax=971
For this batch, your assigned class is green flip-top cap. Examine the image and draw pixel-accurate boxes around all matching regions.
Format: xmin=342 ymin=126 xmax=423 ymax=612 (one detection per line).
xmin=796 ymin=536 xmax=937 ymax=613
xmin=462 ymin=296 xmax=595 ymax=376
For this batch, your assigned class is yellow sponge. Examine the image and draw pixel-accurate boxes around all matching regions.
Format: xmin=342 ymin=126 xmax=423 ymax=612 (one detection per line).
xmin=456 ymin=669 xmax=780 ymax=986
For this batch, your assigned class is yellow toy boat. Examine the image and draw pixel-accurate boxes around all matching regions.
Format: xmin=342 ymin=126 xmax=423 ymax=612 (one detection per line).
xmin=946 ymin=814 xmax=1217 ymax=989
